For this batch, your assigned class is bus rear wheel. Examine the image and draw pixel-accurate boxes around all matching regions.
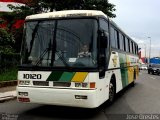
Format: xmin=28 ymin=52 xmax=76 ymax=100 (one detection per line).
xmin=131 ymin=70 xmax=136 ymax=87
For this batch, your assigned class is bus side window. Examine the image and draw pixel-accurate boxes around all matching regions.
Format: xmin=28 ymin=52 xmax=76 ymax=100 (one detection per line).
xmin=130 ymin=40 xmax=132 ymax=53
xmin=123 ymin=35 xmax=126 ymax=51
xmin=110 ymin=26 xmax=116 ymax=48
xmin=99 ymin=18 xmax=109 ymax=32
xmin=137 ymin=45 xmax=138 ymax=55
xmin=110 ymin=26 xmax=119 ymax=49
xmin=132 ymin=42 xmax=135 ymax=54
xmin=134 ymin=44 xmax=137 ymax=54
xmin=115 ymin=30 xmax=120 ymax=49
xmin=119 ymin=33 xmax=124 ymax=51
xmin=128 ymin=38 xmax=130 ymax=53
xmin=135 ymin=44 xmax=138 ymax=55
xmin=125 ymin=37 xmax=129 ymax=52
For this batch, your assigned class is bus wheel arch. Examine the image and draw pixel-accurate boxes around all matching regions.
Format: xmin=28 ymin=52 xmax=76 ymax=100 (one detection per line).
xmin=108 ymin=74 xmax=116 ymax=104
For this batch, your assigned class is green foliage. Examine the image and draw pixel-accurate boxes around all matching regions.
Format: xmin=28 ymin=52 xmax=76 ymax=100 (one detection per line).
xmin=0 ymin=53 xmax=20 ymax=74
xmin=0 ymin=0 xmax=116 ymax=54
xmin=0 ymin=28 xmax=15 ymax=54
xmin=0 ymin=18 xmax=5 ymax=24
xmin=0 ymin=67 xmax=18 ymax=81
xmin=7 ymin=4 xmax=34 ymax=19
xmin=8 ymin=0 xmax=116 ymax=18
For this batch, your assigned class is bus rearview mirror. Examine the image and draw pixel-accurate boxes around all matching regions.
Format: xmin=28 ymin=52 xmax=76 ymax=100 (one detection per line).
xmin=100 ymin=31 xmax=108 ymax=48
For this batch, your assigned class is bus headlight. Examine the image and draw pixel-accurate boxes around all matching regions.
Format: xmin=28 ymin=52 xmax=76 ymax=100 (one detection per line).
xmin=75 ymin=82 xmax=96 ymax=88
xmin=75 ymin=83 xmax=82 ymax=87
xmin=75 ymin=83 xmax=89 ymax=88
xmin=19 ymin=80 xmax=30 ymax=85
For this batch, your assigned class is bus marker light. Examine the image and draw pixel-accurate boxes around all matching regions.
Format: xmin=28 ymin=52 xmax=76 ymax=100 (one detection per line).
xmin=90 ymin=82 xmax=95 ymax=88
xmin=19 ymin=80 xmax=30 ymax=85
xmin=18 ymin=97 xmax=30 ymax=102
xmin=75 ymin=95 xmax=87 ymax=99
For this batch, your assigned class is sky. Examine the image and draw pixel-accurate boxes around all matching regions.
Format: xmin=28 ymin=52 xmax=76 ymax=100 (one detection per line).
xmin=110 ymin=0 xmax=160 ymax=57
xmin=0 ymin=2 xmax=21 ymax=11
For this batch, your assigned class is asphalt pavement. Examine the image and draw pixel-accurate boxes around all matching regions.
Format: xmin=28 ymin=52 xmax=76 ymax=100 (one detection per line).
xmin=0 ymin=71 xmax=160 ymax=120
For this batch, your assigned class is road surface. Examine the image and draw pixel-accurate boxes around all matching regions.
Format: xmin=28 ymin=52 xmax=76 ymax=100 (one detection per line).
xmin=0 ymin=70 xmax=160 ymax=120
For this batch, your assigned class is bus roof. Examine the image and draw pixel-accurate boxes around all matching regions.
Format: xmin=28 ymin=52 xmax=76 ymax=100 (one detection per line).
xmin=26 ymin=10 xmax=108 ymax=20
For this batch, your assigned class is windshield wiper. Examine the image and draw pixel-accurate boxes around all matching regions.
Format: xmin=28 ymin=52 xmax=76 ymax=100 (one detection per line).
xmin=55 ymin=51 xmax=69 ymax=67
xmin=28 ymin=22 xmax=40 ymax=56
xmin=35 ymin=48 xmax=51 ymax=66
xmin=35 ymin=39 xmax=52 ymax=66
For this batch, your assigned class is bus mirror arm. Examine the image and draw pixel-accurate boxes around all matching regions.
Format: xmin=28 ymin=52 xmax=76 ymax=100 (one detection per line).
xmin=98 ymin=30 xmax=108 ymax=78
xmin=99 ymin=67 xmax=105 ymax=79
xmin=99 ymin=30 xmax=108 ymax=48
xmin=99 ymin=54 xmax=106 ymax=79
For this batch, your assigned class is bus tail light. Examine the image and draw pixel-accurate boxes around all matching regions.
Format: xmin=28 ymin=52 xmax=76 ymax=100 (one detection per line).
xmin=18 ymin=97 xmax=30 ymax=102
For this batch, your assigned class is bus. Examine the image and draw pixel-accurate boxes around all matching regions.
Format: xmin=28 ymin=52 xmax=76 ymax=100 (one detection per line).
xmin=17 ymin=10 xmax=139 ymax=108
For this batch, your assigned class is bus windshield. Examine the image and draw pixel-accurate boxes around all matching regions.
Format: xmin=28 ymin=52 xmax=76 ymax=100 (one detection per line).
xmin=21 ymin=18 xmax=98 ymax=68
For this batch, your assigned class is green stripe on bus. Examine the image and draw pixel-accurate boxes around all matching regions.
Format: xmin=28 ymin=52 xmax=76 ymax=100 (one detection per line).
xmin=119 ymin=53 xmax=128 ymax=87
xmin=121 ymin=68 xmax=128 ymax=87
xmin=59 ymin=72 xmax=75 ymax=82
xmin=47 ymin=71 xmax=63 ymax=81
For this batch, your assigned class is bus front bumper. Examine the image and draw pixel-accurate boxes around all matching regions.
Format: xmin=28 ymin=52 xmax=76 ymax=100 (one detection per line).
xmin=17 ymin=86 xmax=99 ymax=108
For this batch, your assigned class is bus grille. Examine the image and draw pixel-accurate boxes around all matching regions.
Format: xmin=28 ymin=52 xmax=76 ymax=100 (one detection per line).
xmin=53 ymin=82 xmax=71 ymax=87
xmin=33 ymin=81 xmax=49 ymax=86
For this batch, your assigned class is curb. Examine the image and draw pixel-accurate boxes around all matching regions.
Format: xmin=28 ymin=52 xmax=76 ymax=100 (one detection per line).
xmin=0 ymin=80 xmax=17 ymax=88
xmin=0 ymin=96 xmax=17 ymax=103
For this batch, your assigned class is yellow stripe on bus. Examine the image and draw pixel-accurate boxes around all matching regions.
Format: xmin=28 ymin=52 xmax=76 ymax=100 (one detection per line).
xmin=71 ymin=72 xmax=88 ymax=82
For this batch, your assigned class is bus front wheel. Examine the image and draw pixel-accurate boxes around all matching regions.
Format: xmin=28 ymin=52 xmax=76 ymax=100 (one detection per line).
xmin=108 ymin=81 xmax=116 ymax=104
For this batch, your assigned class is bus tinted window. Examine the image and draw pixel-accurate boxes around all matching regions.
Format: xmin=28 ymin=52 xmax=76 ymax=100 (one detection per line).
xmin=123 ymin=35 xmax=126 ymax=51
xmin=135 ymin=44 xmax=137 ymax=54
xmin=110 ymin=26 xmax=116 ymax=48
xmin=99 ymin=18 xmax=108 ymax=32
xmin=130 ymin=41 xmax=133 ymax=53
xmin=128 ymin=39 xmax=130 ymax=52
xmin=119 ymin=33 xmax=124 ymax=50
xmin=132 ymin=42 xmax=135 ymax=54
xmin=115 ymin=30 xmax=119 ymax=49
xmin=125 ymin=37 xmax=129 ymax=52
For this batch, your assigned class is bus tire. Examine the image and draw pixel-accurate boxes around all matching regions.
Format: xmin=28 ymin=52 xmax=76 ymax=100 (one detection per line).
xmin=131 ymin=70 xmax=136 ymax=87
xmin=108 ymin=77 xmax=116 ymax=104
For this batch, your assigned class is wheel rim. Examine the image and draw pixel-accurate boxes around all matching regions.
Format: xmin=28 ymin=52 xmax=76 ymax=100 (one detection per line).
xmin=109 ymin=83 xmax=114 ymax=102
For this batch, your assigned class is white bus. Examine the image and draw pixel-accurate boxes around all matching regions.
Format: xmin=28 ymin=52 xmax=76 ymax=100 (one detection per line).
xmin=17 ymin=10 xmax=139 ymax=108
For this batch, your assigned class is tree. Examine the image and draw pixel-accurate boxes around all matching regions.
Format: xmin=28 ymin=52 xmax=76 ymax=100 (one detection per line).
xmin=8 ymin=0 xmax=116 ymax=18
xmin=0 ymin=28 xmax=15 ymax=54
xmin=0 ymin=0 xmax=116 ymax=53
